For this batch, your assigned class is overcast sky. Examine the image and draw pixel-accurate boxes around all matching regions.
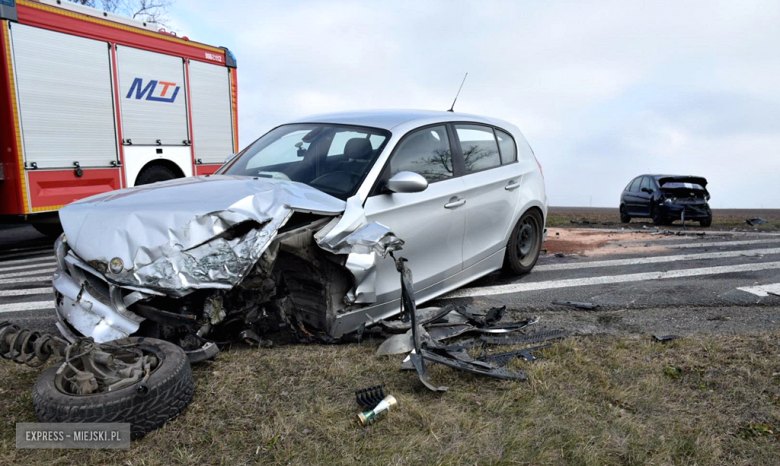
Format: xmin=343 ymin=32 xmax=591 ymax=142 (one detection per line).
xmin=170 ymin=0 xmax=780 ymax=208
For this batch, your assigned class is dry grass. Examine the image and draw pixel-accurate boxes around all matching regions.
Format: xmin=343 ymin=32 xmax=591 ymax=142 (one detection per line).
xmin=1 ymin=332 xmax=780 ymax=465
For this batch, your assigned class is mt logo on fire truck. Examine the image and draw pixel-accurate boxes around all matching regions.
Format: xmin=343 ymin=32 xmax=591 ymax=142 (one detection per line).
xmin=126 ymin=78 xmax=180 ymax=103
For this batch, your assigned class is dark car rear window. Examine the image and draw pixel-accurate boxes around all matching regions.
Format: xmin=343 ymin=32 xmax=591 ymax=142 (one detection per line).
xmin=662 ymin=182 xmax=705 ymax=190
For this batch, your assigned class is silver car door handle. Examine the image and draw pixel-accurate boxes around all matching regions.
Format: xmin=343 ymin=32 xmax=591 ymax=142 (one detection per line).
xmin=505 ymin=181 xmax=520 ymax=191
xmin=444 ymin=198 xmax=466 ymax=209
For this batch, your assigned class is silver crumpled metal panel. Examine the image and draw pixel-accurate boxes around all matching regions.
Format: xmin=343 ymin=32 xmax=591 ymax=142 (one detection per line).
xmin=59 ymin=176 xmax=346 ymax=296
xmin=315 ymin=195 xmax=404 ymax=304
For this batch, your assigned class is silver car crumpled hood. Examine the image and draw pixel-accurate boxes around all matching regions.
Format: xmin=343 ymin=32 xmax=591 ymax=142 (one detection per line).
xmin=59 ymin=175 xmax=346 ymax=295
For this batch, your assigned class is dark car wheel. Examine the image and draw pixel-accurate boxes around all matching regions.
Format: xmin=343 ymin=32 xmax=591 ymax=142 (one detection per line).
xmin=32 ymin=337 xmax=194 ymax=440
xmin=619 ymin=205 xmax=631 ymax=223
xmin=652 ymin=207 xmax=666 ymax=226
xmin=700 ymin=215 xmax=713 ymax=227
xmin=503 ymin=209 xmax=543 ymax=275
xmin=135 ymin=165 xmax=178 ymax=186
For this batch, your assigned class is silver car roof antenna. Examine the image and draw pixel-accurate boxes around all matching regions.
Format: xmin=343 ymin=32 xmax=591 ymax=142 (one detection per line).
xmin=447 ymin=72 xmax=468 ymax=112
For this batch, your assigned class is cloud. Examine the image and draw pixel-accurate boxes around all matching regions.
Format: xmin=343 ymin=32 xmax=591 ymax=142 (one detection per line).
xmin=171 ymin=0 xmax=780 ymax=208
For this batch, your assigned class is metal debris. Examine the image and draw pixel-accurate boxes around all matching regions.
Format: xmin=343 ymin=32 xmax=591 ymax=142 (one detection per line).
xmin=653 ymin=334 xmax=679 ymax=342
xmin=746 ymin=218 xmax=768 ymax=226
xmin=387 ymin=254 xmax=562 ymax=391
xmin=552 ymin=300 xmax=599 ymax=310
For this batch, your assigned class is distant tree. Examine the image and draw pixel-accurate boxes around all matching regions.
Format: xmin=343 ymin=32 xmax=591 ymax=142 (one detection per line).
xmin=68 ymin=0 xmax=174 ymax=28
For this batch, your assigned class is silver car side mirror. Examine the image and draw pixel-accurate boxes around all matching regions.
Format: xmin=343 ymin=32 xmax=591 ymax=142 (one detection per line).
xmin=385 ymin=171 xmax=428 ymax=194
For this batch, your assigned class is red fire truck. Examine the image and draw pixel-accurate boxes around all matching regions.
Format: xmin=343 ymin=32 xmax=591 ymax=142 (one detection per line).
xmin=0 ymin=0 xmax=238 ymax=235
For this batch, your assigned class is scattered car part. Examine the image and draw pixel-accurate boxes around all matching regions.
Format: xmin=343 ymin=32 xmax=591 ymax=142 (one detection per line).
xmin=454 ymin=305 xmax=506 ymax=327
xmin=376 ymin=305 xmax=455 ymax=333
xmin=1 ymin=321 xmax=193 ymax=440
xmin=653 ymin=334 xmax=679 ymax=342
xmin=552 ymin=300 xmax=599 ymax=310
xmin=481 ymin=329 xmax=569 ymax=346
xmin=393 ymin=255 xmax=527 ymax=391
xmin=746 ymin=218 xmax=768 ymax=226
xmin=356 ymin=394 xmax=398 ymax=427
xmin=554 ymin=252 xmax=565 ymax=258
xmin=354 ymin=384 xmax=386 ymax=410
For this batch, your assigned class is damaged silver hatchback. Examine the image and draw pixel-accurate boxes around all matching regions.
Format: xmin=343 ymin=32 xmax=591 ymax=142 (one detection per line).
xmin=52 ymin=110 xmax=548 ymax=358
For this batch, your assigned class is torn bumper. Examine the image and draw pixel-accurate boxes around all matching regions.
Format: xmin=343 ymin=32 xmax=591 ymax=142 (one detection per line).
xmin=52 ymin=236 xmax=145 ymax=343
xmin=659 ymin=202 xmax=711 ymax=219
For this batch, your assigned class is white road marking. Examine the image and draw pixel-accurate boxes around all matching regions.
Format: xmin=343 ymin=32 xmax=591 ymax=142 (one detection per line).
xmin=0 ymin=301 xmax=54 ymax=314
xmin=0 ymin=256 xmax=54 ymax=267
xmin=0 ymin=244 xmax=52 ymax=254
xmin=446 ymin=261 xmax=780 ymax=298
xmin=667 ymin=239 xmax=780 ymax=249
xmin=0 ymin=262 xmax=57 ymax=273
xmin=0 ymin=276 xmax=51 ymax=285
xmin=737 ymin=283 xmax=780 ymax=297
xmin=0 ymin=288 xmax=51 ymax=297
xmin=0 ymin=268 xmax=56 ymax=280
xmin=536 ymin=247 xmax=780 ymax=272
xmin=0 ymin=249 xmax=53 ymax=260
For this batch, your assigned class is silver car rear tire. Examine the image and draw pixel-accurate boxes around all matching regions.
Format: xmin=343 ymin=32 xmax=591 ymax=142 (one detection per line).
xmin=503 ymin=209 xmax=543 ymax=275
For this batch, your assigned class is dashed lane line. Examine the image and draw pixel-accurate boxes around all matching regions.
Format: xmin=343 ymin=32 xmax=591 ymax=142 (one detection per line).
xmin=737 ymin=283 xmax=780 ymax=298
xmin=0 ymin=268 xmax=56 ymax=280
xmin=0 ymin=301 xmax=54 ymax=314
xmin=0 ymin=256 xmax=54 ymax=267
xmin=0 ymin=288 xmax=52 ymax=297
xmin=0 ymin=276 xmax=51 ymax=285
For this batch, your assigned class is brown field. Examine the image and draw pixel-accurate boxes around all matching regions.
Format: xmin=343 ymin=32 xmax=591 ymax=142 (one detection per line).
xmin=547 ymin=207 xmax=780 ymax=231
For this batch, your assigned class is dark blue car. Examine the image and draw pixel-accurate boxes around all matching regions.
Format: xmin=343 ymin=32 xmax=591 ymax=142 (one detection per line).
xmin=620 ymin=175 xmax=712 ymax=227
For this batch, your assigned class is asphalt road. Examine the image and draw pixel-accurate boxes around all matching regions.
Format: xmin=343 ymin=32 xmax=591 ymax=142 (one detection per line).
xmin=2 ymin=223 xmax=780 ymax=339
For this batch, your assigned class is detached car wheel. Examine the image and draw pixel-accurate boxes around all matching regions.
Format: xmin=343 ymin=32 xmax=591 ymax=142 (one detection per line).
xmin=619 ymin=205 xmax=631 ymax=223
xmin=32 ymin=337 xmax=194 ymax=440
xmin=504 ymin=209 xmax=543 ymax=275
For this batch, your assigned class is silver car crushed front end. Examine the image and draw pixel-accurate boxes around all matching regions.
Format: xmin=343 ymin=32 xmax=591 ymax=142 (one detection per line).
xmin=53 ymin=234 xmax=147 ymax=343
xmin=51 ymin=176 xmax=405 ymax=347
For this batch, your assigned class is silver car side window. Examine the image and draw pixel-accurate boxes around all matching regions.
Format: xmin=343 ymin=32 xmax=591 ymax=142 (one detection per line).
xmin=495 ymin=129 xmax=517 ymax=164
xmin=455 ymin=124 xmax=501 ymax=173
xmin=390 ymin=125 xmax=453 ymax=183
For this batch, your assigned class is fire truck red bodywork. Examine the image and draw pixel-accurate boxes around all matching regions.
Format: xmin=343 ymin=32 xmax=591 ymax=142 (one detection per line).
xmin=0 ymin=0 xmax=238 ymax=221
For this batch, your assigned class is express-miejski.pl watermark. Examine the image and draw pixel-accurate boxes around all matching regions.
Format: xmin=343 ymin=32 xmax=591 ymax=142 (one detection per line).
xmin=16 ymin=423 xmax=131 ymax=449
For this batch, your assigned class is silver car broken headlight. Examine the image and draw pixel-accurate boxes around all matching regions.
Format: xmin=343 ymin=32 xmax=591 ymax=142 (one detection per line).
xmin=54 ymin=233 xmax=69 ymax=271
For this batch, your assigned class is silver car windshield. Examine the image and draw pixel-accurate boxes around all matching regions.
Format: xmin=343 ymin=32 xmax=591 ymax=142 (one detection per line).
xmin=221 ymin=124 xmax=390 ymax=200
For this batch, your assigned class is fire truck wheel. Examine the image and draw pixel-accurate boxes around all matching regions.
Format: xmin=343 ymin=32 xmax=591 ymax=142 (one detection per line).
xmin=32 ymin=223 xmax=64 ymax=238
xmin=32 ymin=337 xmax=194 ymax=440
xmin=135 ymin=165 xmax=178 ymax=186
